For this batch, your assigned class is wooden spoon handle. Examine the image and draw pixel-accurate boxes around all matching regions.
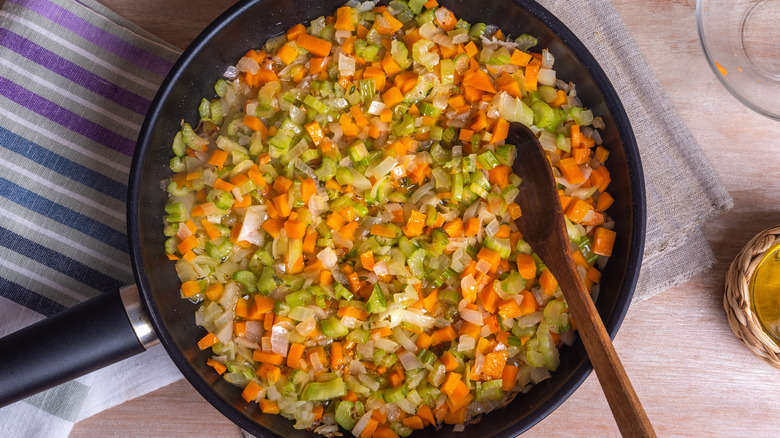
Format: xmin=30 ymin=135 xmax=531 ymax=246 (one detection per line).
xmin=550 ymin=258 xmax=655 ymax=438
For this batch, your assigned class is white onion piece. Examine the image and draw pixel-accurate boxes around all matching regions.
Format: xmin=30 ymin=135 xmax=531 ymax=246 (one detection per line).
xmin=244 ymin=321 xmax=264 ymax=343
xmin=236 ymin=56 xmax=260 ymax=74
xmin=398 ymin=350 xmax=424 ymax=370
xmin=332 ymin=232 xmax=354 ymax=250
xmin=235 ymin=336 xmax=260 ymax=350
xmin=317 ymin=247 xmax=338 ymax=269
xmin=368 ymin=100 xmax=386 ymax=115
xmin=349 ymin=168 xmax=373 ymax=190
xmin=474 ymin=350 xmax=485 ymax=375
xmin=359 ymin=374 xmax=380 ymax=391
xmin=537 ymin=68 xmax=556 ymax=86
xmin=270 ymin=325 xmax=289 ymax=356
xmin=541 ymin=49 xmax=555 ymax=69
xmin=374 ymin=337 xmax=399 ymax=352
xmin=460 ymin=307 xmax=483 ymax=325
xmin=402 ymin=309 xmax=436 ymax=328
xmin=350 ymin=358 xmax=367 ymax=375
xmin=393 ymin=327 xmax=418 ymax=352
xmin=296 ymin=317 xmax=316 ymax=336
xmin=372 ymin=156 xmax=398 ymax=179
xmin=352 ymin=411 xmax=373 ymax=437
xmin=475 ymin=259 xmax=491 ymax=274
xmin=310 ymin=350 xmax=325 ymax=372
xmin=458 ymin=334 xmax=475 ymax=352
xmin=411 ymin=182 xmax=434 ymax=204
xmin=215 ymin=320 xmax=233 ymax=345
xmin=338 ymin=55 xmax=356 ymax=76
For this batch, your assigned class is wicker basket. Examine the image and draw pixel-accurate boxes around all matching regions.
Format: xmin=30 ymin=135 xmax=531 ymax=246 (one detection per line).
xmin=725 ymin=226 xmax=780 ymax=368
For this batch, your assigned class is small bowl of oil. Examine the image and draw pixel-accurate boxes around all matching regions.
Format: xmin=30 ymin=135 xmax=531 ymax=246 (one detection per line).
xmin=725 ymin=226 xmax=780 ymax=367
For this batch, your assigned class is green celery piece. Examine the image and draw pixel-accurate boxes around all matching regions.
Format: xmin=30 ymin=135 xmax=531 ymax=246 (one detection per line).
xmin=320 ymin=317 xmax=349 ymax=338
xmin=335 ymin=401 xmax=356 ymax=430
xmin=365 ymin=284 xmax=387 ymax=314
xmin=476 ymin=379 xmax=504 ymax=401
xmin=232 ymin=270 xmax=257 ymax=293
xmin=301 ymin=378 xmax=348 ymax=401
xmin=407 ymin=248 xmax=426 ymax=278
xmin=172 ymin=131 xmax=186 ymax=157
xmin=256 ymin=266 xmax=277 ymax=295
xmin=383 ymin=385 xmax=409 ymax=403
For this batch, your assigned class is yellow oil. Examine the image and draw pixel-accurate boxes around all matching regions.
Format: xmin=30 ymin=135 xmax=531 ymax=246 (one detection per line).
xmin=750 ymin=243 xmax=780 ymax=345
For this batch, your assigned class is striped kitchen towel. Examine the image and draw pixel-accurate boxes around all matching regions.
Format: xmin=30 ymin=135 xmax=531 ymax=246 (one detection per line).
xmin=0 ymin=0 xmax=184 ymax=436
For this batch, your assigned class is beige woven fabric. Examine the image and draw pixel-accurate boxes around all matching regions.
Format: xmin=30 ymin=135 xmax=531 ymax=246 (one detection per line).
xmin=538 ymin=0 xmax=733 ymax=302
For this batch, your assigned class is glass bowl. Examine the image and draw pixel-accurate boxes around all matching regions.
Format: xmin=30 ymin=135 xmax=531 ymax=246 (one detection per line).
xmin=697 ymin=0 xmax=780 ymax=120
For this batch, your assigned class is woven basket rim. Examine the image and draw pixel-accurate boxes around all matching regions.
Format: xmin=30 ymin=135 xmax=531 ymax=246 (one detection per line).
xmin=724 ymin=225 xmax=780 ymax=368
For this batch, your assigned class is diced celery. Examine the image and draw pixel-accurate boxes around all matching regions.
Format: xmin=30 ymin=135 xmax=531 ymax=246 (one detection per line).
xmin=366 ymin=284 xmax=387 ymax=314
xmin=232 ymin=270 xmax=257 ymax=293
xmin=301 ymin=378 xmax=348 ymax=401
xmin=320 ymin=317 xmax=349 ymax=338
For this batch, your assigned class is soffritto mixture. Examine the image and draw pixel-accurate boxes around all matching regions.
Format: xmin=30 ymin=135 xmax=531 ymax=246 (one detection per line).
xmin=162 ymin=0 xmax=616 ymax=435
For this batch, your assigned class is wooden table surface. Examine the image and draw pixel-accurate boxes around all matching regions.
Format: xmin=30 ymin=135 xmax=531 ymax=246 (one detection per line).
xmin=67 ymin=0 xmax=780 ymax=436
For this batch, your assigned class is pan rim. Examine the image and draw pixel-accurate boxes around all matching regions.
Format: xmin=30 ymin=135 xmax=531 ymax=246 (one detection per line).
xmin=127 ymin=0 xmax=646 ymax=436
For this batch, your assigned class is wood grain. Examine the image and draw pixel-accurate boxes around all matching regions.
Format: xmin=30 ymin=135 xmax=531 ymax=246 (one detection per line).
xmin=70 ymin=0 xmax=780 ymax=437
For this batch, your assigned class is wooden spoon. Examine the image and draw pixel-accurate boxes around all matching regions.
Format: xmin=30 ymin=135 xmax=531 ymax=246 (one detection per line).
xmin=508 ymin=123 xmax=655 ymax=437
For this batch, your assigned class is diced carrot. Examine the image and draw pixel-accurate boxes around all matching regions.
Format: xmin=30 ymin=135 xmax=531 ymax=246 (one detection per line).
xmin=277 ymin=42 xmax=299 ymax=65
xmin=402 ymin=415 xmax=425 ymax=430
xmin=510 ymin=49 xmax=532 ymax=66
xmin=416 ymin=332 xmax=432 ymax=350
xmin=349 ymin=105 xmax=369 ymax=127
xmin=565 ymin=198 xmax=593 ymax=223
xmin=241 ymin=380 xmax=262 ymax=402
xmin=539 ymin=269 xmax=558 ymax=295
xmin=253 ymin=350 xmax=284 ymax=365
xmin=558 ymin=157 xmax=586 ymax=185
xmin=206 ymin=358 xmax=227 ymax=375
xmin=492 ymin=117 xmax=510 ymax=144
xmin=284 ymin=219 xmax=307 ymax=239
xmin=177 ymin=234 xmax=198 ymax=254
xmin=430 ymin=326 xmax=458 ymax=346
xmin=441 ymin=351 xmax=459 ymax=372
xmin=592 ymin=227 xmax=616 ymax=256
xmin=262 ymin=218 xmax=285 ymax=238
xmin=335 ymin=6 xmax=355 ymax=31
xmin=498 ymin=298 xmax=522 ymax=319
xmin=286 ymin=23 xmax=307 ymax=41
xmin=181 ymin=280 xmax=200 ymax=298
xmin=516 ymin=253 xmax=537 ymax=280
xmin=464 ymin=41 xmax=479 ymax=58
xmin=417 ymin=405 xmax=435 ymax=426
xmin=360 ymin=250 xmax=375 ymax=271
xmin=258 ymin=399 xmax=280 ymax=414
xmin=595 ymin=192 xmax=614 ymax=212
xmin=361 ymin=418 xmax=379 ymax=438
xmin=502 ymin=364 xmax=519 ymax=391
xmin=287 ymin=343 xmax=306 ymax=369
xmin=442 ymin=218 xmax=463 ymax=237
xmin=524 ymin=61 xmax=539 ymax=91
xmin=363 ymin=66 xmax=386 ymax=92
xmin=208 ymin=149 xmax=228 ymax=168
xmin=462 ymin=68 xmax=496 ymax=93
xmin=200 ymin=282 xmax=223 ymax=303
xmin=478 ymin=281 xmax=500 ymax=313
xmin=477 ymin=246 xmax=501 ymax=273
xmin=297 ymin=33 xmax=333 ymax=57
xmin=197 ymin=332 xmax=218 ymax=350
xmin=463 ymin=217 xmax=480 ymax=236
xmin=572 ymin=147 xmax=590 ymax=165
xmin=305 ymin=121 xmax=325 ymax=146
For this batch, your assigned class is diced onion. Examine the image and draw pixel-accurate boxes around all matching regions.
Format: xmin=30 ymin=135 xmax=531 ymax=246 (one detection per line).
xmin=270 ymin=325 xmax=290 ymax=356
xmin=317 ymin=247 xmax=338 ymax=269
xmin=398 ymin=350 xmax=424 ymax=370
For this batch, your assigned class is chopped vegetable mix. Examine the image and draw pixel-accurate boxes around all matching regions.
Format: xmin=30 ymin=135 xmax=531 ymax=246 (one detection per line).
xmin=163 ymin=0 xmax=616 ymax=435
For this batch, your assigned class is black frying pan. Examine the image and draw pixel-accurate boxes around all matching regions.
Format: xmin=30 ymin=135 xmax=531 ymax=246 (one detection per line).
xmin=0 ymin=0 xmax=645 ymax=436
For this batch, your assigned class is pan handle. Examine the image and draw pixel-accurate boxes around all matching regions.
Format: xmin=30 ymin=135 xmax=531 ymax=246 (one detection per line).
xmin=0 ymin=284 xmax=157 ymax=407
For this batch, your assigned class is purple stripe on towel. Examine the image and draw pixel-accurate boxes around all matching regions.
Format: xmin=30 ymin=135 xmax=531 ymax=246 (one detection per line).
xmin=7 ymin=0 xmax=174 ymax=76
xmin=0 ymin=28 xmax=151 ymax=114
xmin=0 ymin=76 xmax=136 ymax=156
